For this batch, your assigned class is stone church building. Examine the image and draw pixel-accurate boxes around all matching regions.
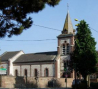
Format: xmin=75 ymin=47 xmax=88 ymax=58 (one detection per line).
xmin=0 ymin=11 xmax=75 ymax=79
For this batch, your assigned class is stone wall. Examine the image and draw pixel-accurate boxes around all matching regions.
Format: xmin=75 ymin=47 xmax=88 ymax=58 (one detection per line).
xmin=90 ymin=79 xmax=98 ymax=83
xmin=0 ymin=76 xmax=73 ymax=88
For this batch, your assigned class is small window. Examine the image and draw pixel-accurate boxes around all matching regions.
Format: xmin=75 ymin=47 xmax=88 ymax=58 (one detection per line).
xmin=35 ymin=69 xmax=38 ymax=77
xmin=24 ymin=69 xmax=27 ymax=76
xmin=45 ymin=68 xmax=49 ymax=77
xmin=64 ymin=62 xmax=66 ymax=68
xmin=15 ymin=69 xmax=18 ymax=76
xmin=64 ymin=60 xmax=69 ymax=71
xmin=62 ymin=44 xmax=65 ymax=55
xmin=67 ymin=44 xmax=70 ymax=54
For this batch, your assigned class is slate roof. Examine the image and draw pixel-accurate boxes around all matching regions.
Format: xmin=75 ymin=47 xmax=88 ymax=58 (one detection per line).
xmin=0 ymin=51 xmax=20 ymax=61
xmin=14 ymin=51 xmax=57 ymax=63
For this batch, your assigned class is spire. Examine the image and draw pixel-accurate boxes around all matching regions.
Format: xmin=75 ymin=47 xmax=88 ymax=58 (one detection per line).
xmin=62 ymin=11 xmax=74 ymax=34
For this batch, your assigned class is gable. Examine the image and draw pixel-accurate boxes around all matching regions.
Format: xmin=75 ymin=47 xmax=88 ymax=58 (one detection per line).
xmin=0 ymin=51 xmax=21 ymax=61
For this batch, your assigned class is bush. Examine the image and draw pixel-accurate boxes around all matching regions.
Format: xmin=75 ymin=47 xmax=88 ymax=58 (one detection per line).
xmin=72 ymin=81 xmax=87 ymax=89
xmin=46 ymin=79 xmax=61 ymax=88
xmin=90 ymin=82 xmax=98 ymax=89
xmin=26 ymin=81 xmax=37 ymax=88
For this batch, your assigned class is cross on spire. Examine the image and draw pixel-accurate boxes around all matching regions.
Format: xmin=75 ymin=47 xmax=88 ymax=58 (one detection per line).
xmin=67 ymin=3 xmax=69 ymax=12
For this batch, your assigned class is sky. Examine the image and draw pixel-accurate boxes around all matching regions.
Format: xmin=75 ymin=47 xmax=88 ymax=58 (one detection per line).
xmin=0 ymin=0 xmax=98 ymax=55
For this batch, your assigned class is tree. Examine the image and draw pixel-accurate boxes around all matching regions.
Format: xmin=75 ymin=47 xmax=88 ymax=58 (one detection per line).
xmin=0 ymin=0 xmax=61 ymax=37
xmin=72 ymin=20 xmax=98 ymax=81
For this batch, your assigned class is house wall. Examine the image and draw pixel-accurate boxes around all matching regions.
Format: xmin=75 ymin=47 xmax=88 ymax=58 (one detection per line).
xmin=13 ymin=63 xmax=54 ymax=77
xmin=31 ymin=65 xmax=40 ymax=77
xmin=13 ymin=66 xmax=21 ymax=76
xmin=42 ymin=64 xmax=54 ymax=77
xmin=9 ymin=51 xmax=24 ymax=75
xmin=57 ymin=58 xmax=60 ymax=78
xmin=21 ymin=65 xmax=30 ymax=77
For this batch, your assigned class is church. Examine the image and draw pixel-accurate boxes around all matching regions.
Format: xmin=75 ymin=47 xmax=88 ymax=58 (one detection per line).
xmin=0 ymin=10 xmax=98 ymax=88
xmin=0 ymin=11 xmax=75 ymax=79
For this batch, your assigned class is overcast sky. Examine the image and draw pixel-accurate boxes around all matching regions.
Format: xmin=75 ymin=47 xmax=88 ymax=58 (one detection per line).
xmin=0 ymin=0 xmax=98 ymax=54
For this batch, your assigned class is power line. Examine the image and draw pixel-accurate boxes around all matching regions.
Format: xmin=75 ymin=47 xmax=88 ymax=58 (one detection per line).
xmin=89 ymin=27 xmax=98 ymax=33
xmin=1 ymin=39 xmax=57 ymax=42
xmin=33 ymin=24 xmax=98 ymax=33
xmin=33 ymin=24 xmax=61 ymax=31
xmin=0 ymin=24 xmax=97 ymax=42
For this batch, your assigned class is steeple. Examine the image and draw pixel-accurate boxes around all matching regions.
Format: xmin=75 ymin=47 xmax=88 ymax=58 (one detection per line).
xmin=62 ymin=11 xmax=74 ymax=34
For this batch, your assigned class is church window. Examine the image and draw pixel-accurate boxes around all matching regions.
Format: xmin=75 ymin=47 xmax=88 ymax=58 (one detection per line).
xmin=15 ymin=69 xmax=18 ymax=76
xmin=67 ymin=44 xmax=70 ymax=54
xmin=45 ymin=68 xmax=49 ymax=77
xmin=64 ymin=60 xmax=68 ymax=71
xmin=62 ymin=44 xmax=65 ymax=55
xmin=34 ymin=69 xmax=38 ymax=77
xmin=24 ymin=69 xmax=27 ymax=76
xmin=64 ymin=62 xmax=66 ymax=69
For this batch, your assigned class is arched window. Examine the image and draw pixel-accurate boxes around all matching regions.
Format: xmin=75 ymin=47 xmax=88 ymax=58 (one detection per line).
xmin=15 ymin=69 xmax=18 ymax=76
xmin=45 ymin=68 xmax=49 ymax=77
xmin=67 ymin=44 xmax=70 ymax=54
xmin=24 ymin=69 xmax=27 ymax=76
xmin=64 ymin=60 xmax=68 ymax=72
xmin=34 ymin=69 xmax=38 ymax=77
xmin=62 ymin=44 xmax=65 ymax=55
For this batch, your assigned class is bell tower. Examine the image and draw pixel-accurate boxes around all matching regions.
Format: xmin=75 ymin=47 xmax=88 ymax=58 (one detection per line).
xmin=57 ymin=11 xmax=75 ymax=78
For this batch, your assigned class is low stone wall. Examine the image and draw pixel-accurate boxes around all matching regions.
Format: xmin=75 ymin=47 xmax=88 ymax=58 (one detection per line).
xmin=0 ymin=76 xmax=74 ymax=88
xmin=90 ymin=78 xmax=98 ymax=83
xmin=0 ymin=76 xmax=25 ymax=88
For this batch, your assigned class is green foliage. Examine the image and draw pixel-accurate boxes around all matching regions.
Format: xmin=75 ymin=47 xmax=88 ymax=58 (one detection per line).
xmin=72 ymin=20 xmax=98 ymax=80
xmin=90 ymin=82 xmax=98 ymax=89
xmin=97 ymin=51 xmax=98 ymax=58
xmin=14 ymin=76 xmax=37 ymax=88
xmin=26 ymin=81 xmax=37 ymax=88
xmin=72 ymin=81 xmax=87 ymax=89
xmin=46 ymin=79 xmax=61 ymax=88
xmin=0 ymin=0 xmax=61 ymax=37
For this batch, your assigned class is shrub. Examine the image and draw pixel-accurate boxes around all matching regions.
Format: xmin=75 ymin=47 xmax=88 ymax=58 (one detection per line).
xmin=90 ymin=82 xmax=98 ymax=89
xmin=26 ymin=81 xmax=37 ymax=88
xmin=46 ymin=79 xmax=61 ymax=88
xmin=72 ymin=81 xmax=87 ymax=89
